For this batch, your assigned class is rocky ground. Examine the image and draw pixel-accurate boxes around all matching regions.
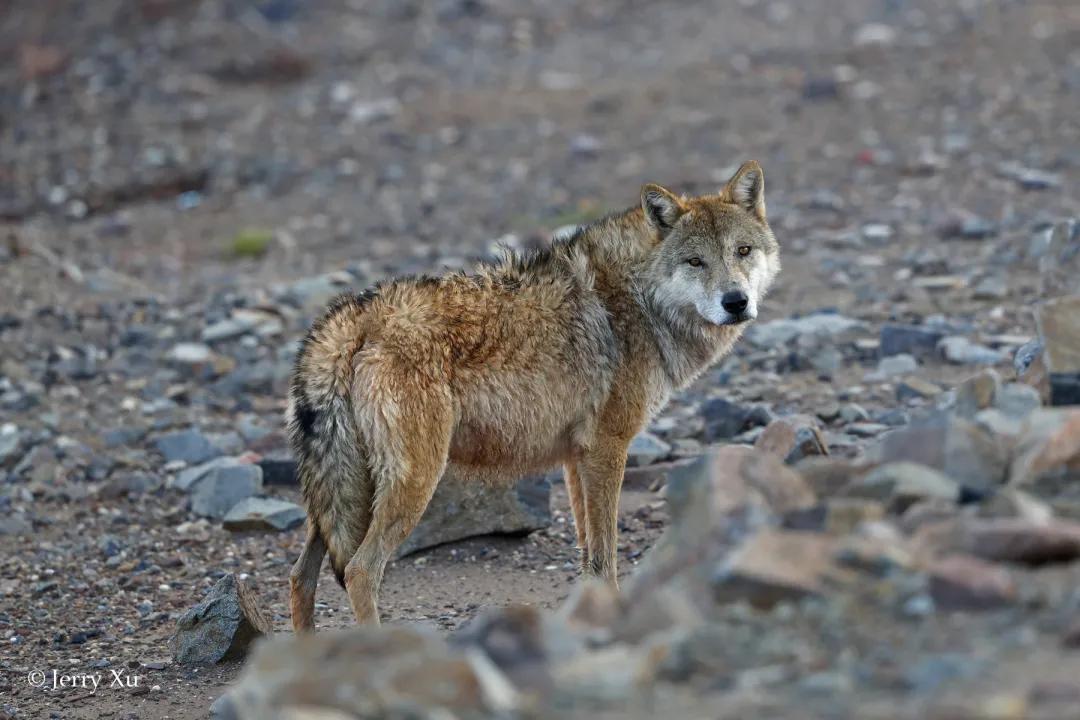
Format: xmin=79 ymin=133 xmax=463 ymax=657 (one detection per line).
xmin=2 ymin=0 xmax=1080 ymax=718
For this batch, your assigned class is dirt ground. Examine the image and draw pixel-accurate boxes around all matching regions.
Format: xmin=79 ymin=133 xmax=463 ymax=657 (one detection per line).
xmin=1 ymin=0 xmax=1079 ymax=718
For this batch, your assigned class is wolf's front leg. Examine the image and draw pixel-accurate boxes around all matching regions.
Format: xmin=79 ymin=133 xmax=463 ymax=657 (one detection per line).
xmin=578 ymin=438 xmax=630 ymax=587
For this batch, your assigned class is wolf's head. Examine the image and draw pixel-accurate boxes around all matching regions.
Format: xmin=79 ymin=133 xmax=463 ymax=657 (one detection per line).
xmin=640 ymin=161 xmax=780 ymax=327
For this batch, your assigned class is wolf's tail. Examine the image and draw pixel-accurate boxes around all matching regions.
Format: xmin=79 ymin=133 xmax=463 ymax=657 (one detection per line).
xmin=287 ymin=290 xmax=377 ymax=587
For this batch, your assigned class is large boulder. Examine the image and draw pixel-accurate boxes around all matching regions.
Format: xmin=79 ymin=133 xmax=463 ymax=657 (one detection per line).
xmin=172 ymin=574 xmax=273 ymax=666
xmin=397 ymin=471 xmax=552 ymax=558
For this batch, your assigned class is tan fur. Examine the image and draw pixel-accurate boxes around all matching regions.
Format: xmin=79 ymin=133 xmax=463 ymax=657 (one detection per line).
xmin=287 ymin=161 xmax=780 ymax=629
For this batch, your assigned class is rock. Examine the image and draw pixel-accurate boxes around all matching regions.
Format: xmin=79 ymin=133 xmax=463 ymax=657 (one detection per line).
xmin=667 ymin=446 xmax=817 ymax=519
xmin=972 ymin=275 xmax=1008 ymax=300
xmin=977 ymin=488 xmax=1054 ymax=524
xmin=896 ymin=377 xmax=942 ymax=402
xmin=853 ymin=22 xmax=897 ymax=46
xmin=699 ymin=397 xmax=761 ymax=442
xmin=994 ymin=382 xmax=1042 ymax=419
xmin=626 ymin=432 xmax=671 ymax=467
xmin=453 ymin=604 xmax=580 ymax=694
xmin=938 ymin=336 xmax=1007 ymax=365
xmin=842 ymin=462 xmax=960 ymax=513
xmin=954 ymin=369 xmax=1001 ymax=418
xmin=215 ymin=626 xmax=517 ymax=719
xmin=782 ymin=498 xmax=886 ymax=535
xmin=836 ymin=403 xmax=868 ymax=424
xmin=1035 ymin=296 xmax=1080 ymax=406
xmin=867 ymin=414 xmax=1008 ymax=493
xmin=190 ymin=464 xmax=264 ymax=519
xmin=1009 ymin=408 xmax=1080 ymax=487
xmin=0 ymin=426 xmax=21 ymax=468
xmin=1037 ymin=220 xmax=1080 ymax=297
xmin=870 ymin=353 xmax=918 ymax=380
xmin=914 ymin=517 xmax=1080 ymax=565
xmin=171 ymin=574 xmax=273 ymax=665
xmin=746 ymin=313 xmax=863 ymax=348
xmin=927 ymin=555 xmax=1017 ymax=611
xmin=0 ymin=514 xmax=32 ymax=536
xmin=202 ymin=309 xmax=283 ymax=343
xmin=396 ymin=472 xmax=551 ymax=558
xmin=223 ymin=498 xmax=306 ymax=532
xmin=1015 ymin=338 xmax=1044 ymax=377
xmin=880 ymin=323 xmax=947 ymax=360
xmin=938 ymin=214 xmax=999 ymax=240
xmin=754 ymin=417 xmax=828 ymax=464
xmin=168 ymin=342 xmax=213 ymax=366
xmin=712 ymin=529 xmax=839 ymax=608
xmin=155 ymin=429 xmax=223 ymax=465
xmin=175 ymin=456 xmax=244 ymax=492
xmin=257 ymin=452 xmax=298 ymax=486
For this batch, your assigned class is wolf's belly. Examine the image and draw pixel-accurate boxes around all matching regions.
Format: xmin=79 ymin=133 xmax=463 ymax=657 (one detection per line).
xmin=446 ymin=384 xmax=592 ymax=474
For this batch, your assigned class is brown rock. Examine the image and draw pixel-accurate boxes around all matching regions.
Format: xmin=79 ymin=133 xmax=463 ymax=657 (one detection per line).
xmin=954 ymin=369 xmax=1001 ymax=418
xmin=18 ymin=44 xmax=66 ymax=81
xmin=215 ymin=626 xmax=518 ymax=719
xmin=841 ymin=461 xmax=960 ymax=513
xmin=1037 ymin=296 xmax=1080 ymax=406
xmin=1009 ymin=408 xmax=1080 ymax=488
xmin=914 ymin=517 xmax=1080 ymax=566
xmin=667 ymin=445 xmax=817 ymax=519
xmin=927 ymin=554 xmax=1017 ymax=611
xmin=782 ymin=498 xmax=886 ymax=535
xmin=712 ymin=529 xmax=841 ymax=608
xmin=755 ymin=417 xmax=829 ymax=464
xmin=867 ymin=414 xmax=1009 ymax=493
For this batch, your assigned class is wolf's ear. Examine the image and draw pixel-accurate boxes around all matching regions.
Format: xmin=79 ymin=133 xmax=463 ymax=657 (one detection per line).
xmin=641 ymin=183 xmax=686 ymax=233
xmin=721 ymin=161 xmax=766 ymax=221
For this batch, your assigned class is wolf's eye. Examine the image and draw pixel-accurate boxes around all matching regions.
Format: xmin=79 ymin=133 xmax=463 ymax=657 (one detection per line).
xmin=737 ymin=245 xmax=752 ymax=257
xmin=687 ymin=257 xmax=703 ymax=267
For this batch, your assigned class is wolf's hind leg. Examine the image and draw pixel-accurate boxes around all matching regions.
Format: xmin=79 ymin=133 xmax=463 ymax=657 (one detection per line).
xmin=344 ymin=386 xmax=452 ymax=625
xmin=289 ymin=522 xmax=326 ymax=633
xmin=564 ymin=462 xmax=588 ymax=571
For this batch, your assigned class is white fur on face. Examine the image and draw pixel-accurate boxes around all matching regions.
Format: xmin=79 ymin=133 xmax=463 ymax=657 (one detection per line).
xmin=654 ymin=251 xmax=779 ymax=326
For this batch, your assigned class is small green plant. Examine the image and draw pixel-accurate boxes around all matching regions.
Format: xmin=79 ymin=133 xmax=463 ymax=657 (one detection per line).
xmin=230 ymin=228 xmax=274 ymax=258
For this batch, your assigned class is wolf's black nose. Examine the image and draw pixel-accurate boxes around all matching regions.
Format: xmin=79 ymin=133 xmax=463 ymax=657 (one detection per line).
xmin=721 ymin=290 xmax=749 ymax=315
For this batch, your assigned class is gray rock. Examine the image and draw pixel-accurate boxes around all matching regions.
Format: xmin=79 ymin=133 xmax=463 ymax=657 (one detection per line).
xmin=175 ymin=456 xmax=242 ymax=492
xmin=747 ymin=313 xmax=863 ymax=348
xmin=201 ymin=318 xmax=253 ymax=343
xmin=0 ymin=513 xmax=32 ymax=536
xmin=396 ymin=471 xmax=551 ymax=558
xmin=257 ymin=453 xmax=298 ymax=486
xmin=839 ymin=403 xmax=870 ymax=424
xmin=871 ymin=353 xmax=918 ymax=379
xmin=0 ymin=426 xmax=21 ymax=468
xmin=880 ymin=323 xmax=945 ymax=359
xmin=190 ymin=464 xmax=263 ymax=519
xmin=626 ymin=432 xmax=671 ymax=467
xmin=223 ymin=498 xmax=306 ymax=532
xmin=843 ymin=462 xmax=960 ymax=513
xmin=699 ymin=398 xmax=761 ymax=442
xmin=168 ymin=342 xmax=213 ymax=365
xmin=938 ymin=336 xmax=1007 ymax=365
xmin=1014 ymin=339 xmax=1044 ymax=377
xmin=155 ymin=429 xmax=223 ymax=465
xmin=867 ymin=414 xmax=1009 ymax=493
xmin=171 ymin=574 xmax=273 ymax=665
xmin=994 ymin=383 xmax=1042 ymax=419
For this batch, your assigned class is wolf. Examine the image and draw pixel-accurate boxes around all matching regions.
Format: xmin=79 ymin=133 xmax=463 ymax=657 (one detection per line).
xmin=287 ymin=161 xmax=780 ymax=629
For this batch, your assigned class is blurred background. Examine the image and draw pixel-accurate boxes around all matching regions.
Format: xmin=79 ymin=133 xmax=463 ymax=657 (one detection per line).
xmin=1 ymin=1 xmax=1079 ymax=718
